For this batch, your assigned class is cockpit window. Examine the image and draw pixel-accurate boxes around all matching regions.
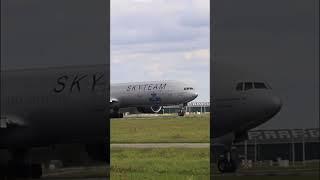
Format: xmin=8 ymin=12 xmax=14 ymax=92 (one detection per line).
xmin=236 ymin=83 xmax=243 ymax=91
xmin=244 ymin=82 xmax=253 ymax=90
xmin=254 ymin=82 xmax=267 ymax=89
xmin=236 ymin=81 xmax=271 ymax=91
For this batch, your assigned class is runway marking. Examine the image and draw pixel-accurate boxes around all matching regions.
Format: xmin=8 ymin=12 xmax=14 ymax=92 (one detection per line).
xmin=111 ymin=143 xmax=210 ymax=148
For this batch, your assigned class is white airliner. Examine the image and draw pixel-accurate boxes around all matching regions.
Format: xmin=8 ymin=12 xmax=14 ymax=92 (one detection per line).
xmin=110 ymin=80 xmax=198 ymax=117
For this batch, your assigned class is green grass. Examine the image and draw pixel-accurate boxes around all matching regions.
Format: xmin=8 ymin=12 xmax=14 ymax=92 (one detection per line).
xmin=111 ymin=114 xmax=210 ymax=143
xmin=111 ymin=148 xmax=210 ymax=180
xmin=44 ymin=147 xmax=318 ymax=180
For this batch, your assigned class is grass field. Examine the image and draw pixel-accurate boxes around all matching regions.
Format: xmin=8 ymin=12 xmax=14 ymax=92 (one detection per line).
xmin=108 ymin=114 xmax=319 ymax=179
xmin=111 ymin=114 xmax=210 ymax=143
xmin=111 ymin=148 xmax=210 ymax=180
xmin=110 ymin=147 xmax=318 ymax=180
xmin=47 ymin=147 xmax=317 ymax=179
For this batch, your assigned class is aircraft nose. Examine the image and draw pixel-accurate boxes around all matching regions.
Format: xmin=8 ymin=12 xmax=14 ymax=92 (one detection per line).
xmin=193 ymin=92 xmax=198 ymax=99
xmin=188 ymin=91 xmax=198 ymax=101
xmin=269 ymin=96 xmax=282 ymax=117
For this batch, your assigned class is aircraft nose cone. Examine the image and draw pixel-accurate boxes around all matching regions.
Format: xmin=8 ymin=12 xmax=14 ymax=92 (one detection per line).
xmin=188 ymin=92 xmax=198 ymax=101
xmin=270 ymin=96 xmax=282 ymax=116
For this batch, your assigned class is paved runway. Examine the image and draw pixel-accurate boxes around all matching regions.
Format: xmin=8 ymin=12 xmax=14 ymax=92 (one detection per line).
xmin=111 ymin=143 xmax=210 ymax=148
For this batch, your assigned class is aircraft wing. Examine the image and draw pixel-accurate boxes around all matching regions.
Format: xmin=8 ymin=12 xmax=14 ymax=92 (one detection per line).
xmin=0 ymin=116 xmax=26 ymax=129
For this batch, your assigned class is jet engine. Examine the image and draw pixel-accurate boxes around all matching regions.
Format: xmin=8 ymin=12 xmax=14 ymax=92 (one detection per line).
xmin=137 ymin=106 xmax=162 ymax=113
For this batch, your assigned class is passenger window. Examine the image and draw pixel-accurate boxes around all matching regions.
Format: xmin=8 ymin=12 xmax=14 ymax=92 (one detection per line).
xmin=244 ymin=82 xmax=253 ymax=90
xmin=254 ymin=82 xmax=267 ymax=89
xmin=236 ymin=83 xmax=243 ymax=91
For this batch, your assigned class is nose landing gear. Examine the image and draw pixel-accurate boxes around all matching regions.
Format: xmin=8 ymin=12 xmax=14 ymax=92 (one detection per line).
xmin=177 ymin=109 xmax=186 ymax=116
xmin=217 ymin=148 xmax=239 ymax=173
xmin=177 ymin=103 xmax=187 ymax=116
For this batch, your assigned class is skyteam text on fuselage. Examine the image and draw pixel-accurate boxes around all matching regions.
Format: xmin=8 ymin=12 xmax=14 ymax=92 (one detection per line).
xmin=110 ymin=80 xmax=198 ymax=117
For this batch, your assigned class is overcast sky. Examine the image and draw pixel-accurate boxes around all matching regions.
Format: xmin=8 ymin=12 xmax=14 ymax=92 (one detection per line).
xmin=213 ymin=0 xmax=318 ymax=129
xmin=111 ymin=0 xmax=210 ymax=102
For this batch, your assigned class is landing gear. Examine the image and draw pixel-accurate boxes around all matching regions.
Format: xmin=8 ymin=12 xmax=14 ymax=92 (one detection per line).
xmin=217 ymin=149 xmax=238 ymax=173
xmin=217 ymin=158 xmax=237 ymax=173
xmin=5 ymin=148 xmax=42 ymax=179
xmin=111 ymin=107 xmax=124 ymax=118
xmin=177 ymin=109 xmax=186 ymax=116
xmin=177 ymin=103 xmax=187 ymax=116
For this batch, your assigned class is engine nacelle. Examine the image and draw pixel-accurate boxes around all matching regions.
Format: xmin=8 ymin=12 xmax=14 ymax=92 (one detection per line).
xmin=137 ymin=106 xmax=162 ymax=113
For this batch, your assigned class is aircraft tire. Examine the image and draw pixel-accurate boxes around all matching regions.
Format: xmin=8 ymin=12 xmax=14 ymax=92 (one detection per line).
xmin=178 ymin=110 xmax=186 ymax=116
xmin=217 ymin=159 xmax=237 ymax=173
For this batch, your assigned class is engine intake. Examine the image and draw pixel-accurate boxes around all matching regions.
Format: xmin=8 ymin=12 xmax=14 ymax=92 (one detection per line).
xmin=137 ymin=106 xmax=162 ymax=113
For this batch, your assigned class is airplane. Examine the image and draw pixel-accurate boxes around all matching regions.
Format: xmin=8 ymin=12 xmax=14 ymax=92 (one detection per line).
xmin=0 ymin=63 xmax=281 ymax=178
xmin=0 ymin=65 xmax=109 ymax=178
xmin=110 ymin=80 xmax=198 ymax=118
xmin=211 ymin=62 xmax=282 ymax=173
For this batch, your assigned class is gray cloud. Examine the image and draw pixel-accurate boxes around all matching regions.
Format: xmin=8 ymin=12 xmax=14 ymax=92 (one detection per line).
xmin=111 ymin=0 xmax=210 ymax=102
